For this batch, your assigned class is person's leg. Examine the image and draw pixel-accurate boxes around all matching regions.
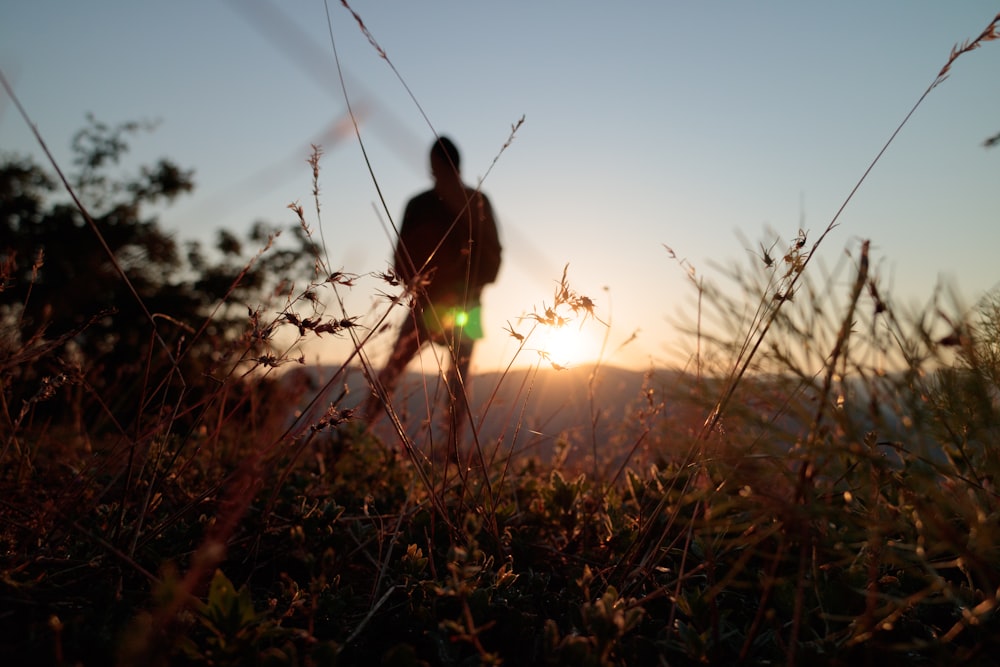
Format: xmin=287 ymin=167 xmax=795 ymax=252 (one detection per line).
xmin=363 ymin=309 xmax=425 ymax=425
xmin=445 ymin=334 xmax=475 ymax=457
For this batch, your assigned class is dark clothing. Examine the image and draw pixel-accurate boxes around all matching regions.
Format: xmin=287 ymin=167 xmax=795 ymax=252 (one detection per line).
xmin=394 ymin=186 xmax=501 ymax=309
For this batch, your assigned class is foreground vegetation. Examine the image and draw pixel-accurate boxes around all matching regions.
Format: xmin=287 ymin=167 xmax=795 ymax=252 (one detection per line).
xmin=3 ymin=239 xmax=998 ymax=666
xmin=2 ymin=9 xmax=999 ymax=666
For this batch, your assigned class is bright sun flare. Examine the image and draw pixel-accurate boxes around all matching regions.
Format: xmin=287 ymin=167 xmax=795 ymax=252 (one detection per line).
xmin=536 ymin=323 xmax=601 ymax=368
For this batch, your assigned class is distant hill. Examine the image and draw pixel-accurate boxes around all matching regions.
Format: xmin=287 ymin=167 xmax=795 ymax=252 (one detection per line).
xmin=282 ymin=364 xmax=692 ymax=468
xmin=279 ymin=362 xmax=932 ymax=473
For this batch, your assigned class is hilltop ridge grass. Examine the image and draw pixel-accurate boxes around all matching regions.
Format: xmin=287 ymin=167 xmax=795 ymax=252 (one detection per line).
xmin=2 ymin=239 xmax=998 ymax=666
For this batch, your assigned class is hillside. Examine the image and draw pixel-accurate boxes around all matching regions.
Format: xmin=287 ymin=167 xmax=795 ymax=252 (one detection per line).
xmin=283 ymin=364 xmax=685 ymax=468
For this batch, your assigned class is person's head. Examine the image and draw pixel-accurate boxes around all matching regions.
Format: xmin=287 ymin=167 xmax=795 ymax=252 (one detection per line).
xmin=430 ymin=136 xmax=461 ymax=184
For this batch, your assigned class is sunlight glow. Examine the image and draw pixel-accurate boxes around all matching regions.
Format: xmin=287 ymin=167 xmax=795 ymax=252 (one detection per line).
xmin=535 ymin=322 xmax=602 ymax=369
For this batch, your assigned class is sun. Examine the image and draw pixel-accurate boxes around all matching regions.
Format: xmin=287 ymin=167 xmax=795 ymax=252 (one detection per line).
xmin=535 ymin=322 xmax=603 ymax=369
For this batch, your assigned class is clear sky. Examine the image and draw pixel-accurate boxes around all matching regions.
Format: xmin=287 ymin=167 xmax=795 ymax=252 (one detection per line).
xmin=2 ymin=1 xmax=999 ymax=373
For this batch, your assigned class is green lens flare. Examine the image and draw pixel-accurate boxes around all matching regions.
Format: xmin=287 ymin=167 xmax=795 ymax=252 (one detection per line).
xmin=423 ymin=304 xmax=484 ymax=340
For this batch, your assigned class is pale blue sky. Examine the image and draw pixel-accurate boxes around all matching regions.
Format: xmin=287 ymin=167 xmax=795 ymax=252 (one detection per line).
xmin=2 ymin=2 xmax=999 ymax=371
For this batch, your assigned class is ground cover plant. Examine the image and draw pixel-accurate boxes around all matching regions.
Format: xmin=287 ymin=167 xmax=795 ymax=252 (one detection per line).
xmin=2 ymin=7 xmax=999 ymax=666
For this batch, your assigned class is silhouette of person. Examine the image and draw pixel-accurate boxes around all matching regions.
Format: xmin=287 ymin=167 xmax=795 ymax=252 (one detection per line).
xmin=364 ymin=136 xmax=502 ymax=450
